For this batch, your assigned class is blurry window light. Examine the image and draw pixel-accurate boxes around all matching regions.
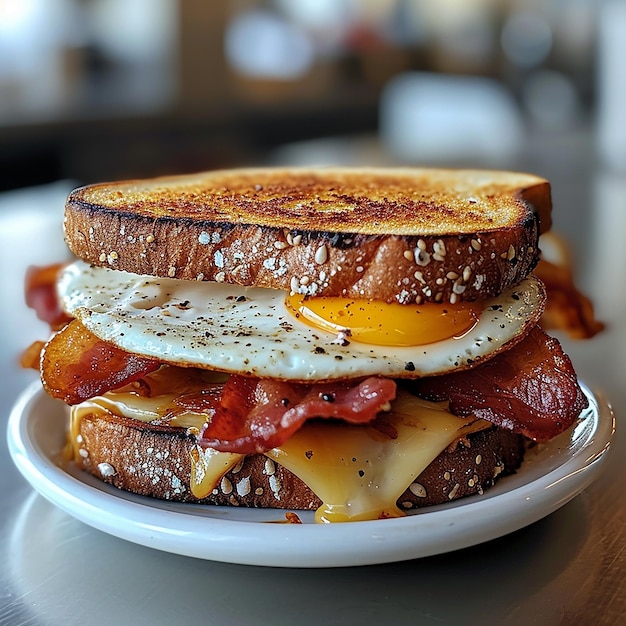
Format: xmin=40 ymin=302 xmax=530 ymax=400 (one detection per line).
xmin=225 ymin=9 xmax=314 ymax=80
xmin=0 ymin=0 xmax=175 ymax=123
xmin=272 ymin=0 xmax=353 ymax=44
xmin=88 ymin=0 xmax=176 ymax=65
xmin=0 ymin=0 xmax=38 ymax=33
xmin=380 ymin=72 xmax=523 ymax=164
xmin=0 ymin=0 xmax=84 ymax=118
xmin=522 ymin=70 xmax=580 ymax=131
xmin=501 ymin=9 xmax=553 ymax=68
xmin=0 ymin=0 xmax=82 ymax=75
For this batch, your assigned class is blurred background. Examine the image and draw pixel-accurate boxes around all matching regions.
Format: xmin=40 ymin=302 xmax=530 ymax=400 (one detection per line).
xmin=0 ymin=0 xmax=624 ymax=192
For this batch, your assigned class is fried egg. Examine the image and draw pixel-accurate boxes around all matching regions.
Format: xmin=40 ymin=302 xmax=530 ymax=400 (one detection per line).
xmin=58 ymin=261 xmax=545 ymax=381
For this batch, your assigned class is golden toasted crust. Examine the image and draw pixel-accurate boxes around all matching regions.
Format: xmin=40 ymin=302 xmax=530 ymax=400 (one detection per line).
xmin=73 ymin=411 xmax=525 ymax=512
xmin=64 ymin=167 xmax=550 ymax=303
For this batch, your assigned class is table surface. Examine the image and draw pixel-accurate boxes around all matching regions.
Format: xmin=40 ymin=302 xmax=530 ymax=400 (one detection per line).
xmin=1 ymin=141 xmax=625 ymax=626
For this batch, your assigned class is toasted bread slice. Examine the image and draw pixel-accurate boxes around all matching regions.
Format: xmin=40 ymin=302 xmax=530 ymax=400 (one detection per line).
xmin=73 ymin=410 xmax=525 ymax=512
xmin=65 ymin=167 xmax=551 ymax=303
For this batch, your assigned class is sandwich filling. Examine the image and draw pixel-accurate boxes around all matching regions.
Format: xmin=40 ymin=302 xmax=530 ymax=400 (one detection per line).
xmin=69 ymin=367 xmax=492 ymax=522
xmin=28 ymin=261 xmax=588 ymax=522
xmin=55 ymin=261 xmax=546 ymax=381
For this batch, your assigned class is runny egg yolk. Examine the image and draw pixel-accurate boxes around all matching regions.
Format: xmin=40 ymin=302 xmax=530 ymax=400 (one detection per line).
xmin=285 ymin=293 xmax=481 ymax=347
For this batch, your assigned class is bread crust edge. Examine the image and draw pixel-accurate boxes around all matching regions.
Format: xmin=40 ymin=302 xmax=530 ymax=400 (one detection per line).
xmin=73 ymin=412 xmax=526 ymax=513
xmin=64 ymin=204 xmax=540 ymax=304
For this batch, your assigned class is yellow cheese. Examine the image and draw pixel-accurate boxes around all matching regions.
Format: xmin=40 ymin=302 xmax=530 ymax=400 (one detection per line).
xmin=69 ymin=368 xmax=489 ymax=522
xmin=268 ymin=391 xmax=488 ymax=522
xmin=189 ymin=446 xmax=244 ymax=499
xmin=70 ymin=396 xmax=246 ymax=499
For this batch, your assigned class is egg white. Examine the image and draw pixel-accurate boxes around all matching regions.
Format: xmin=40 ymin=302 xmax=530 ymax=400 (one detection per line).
xmin=58 ymin=261 xmax=545 ymax=381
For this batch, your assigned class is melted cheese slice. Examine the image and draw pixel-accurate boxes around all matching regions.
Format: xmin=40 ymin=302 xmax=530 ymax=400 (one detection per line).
xmin=69 ymin=381 xmax=245 ymax=501
xmin=267 ymin=392 xmax=488 ymax=522
xmin=69 ymin=375 xmax=489 ymax=523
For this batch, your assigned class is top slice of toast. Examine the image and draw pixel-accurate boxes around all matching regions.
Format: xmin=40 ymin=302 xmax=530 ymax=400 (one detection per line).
xmin=64 ymin=167 xmax=550 ymax=303
xmin=66 ymin=167 xmax=551 ymax=236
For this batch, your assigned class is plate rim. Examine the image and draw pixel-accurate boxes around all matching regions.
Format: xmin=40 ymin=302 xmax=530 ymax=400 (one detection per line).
xmin=7 ymin=381 xmax=615 ymax=568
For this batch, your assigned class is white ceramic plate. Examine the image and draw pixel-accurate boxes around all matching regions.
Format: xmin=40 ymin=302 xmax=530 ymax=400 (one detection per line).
xmin=7 ymin=381 xmax=614 ymax=568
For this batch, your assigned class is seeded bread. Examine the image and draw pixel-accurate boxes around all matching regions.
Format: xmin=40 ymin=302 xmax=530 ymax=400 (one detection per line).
xmin=64 ymin=167 xmax=551 ymax=304
xmin=73 ymin=411 xmax=525 ymax=512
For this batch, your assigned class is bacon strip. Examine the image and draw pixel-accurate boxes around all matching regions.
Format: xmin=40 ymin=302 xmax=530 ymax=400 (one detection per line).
xmin=41 ymin=319 xmax=160 ymax=404
xmin=535 ymin=232 xmax=604 ymax=339
xmin=198 ymin=376 xmax=397 ymax=454
xmin=37 ymin=315 xmax=583 ymax=447
xmin=535 ymin=258 xmax=605 ymax=339
xmin=25 ymin=264 xmax=73 ymax=330
xmin=39 ymin=319 xmax=397 ymax=452
xmin=410 ymin=326 xmax=588 ymax=441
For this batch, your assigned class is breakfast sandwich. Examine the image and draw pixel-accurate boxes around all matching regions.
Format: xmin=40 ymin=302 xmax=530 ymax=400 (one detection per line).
xmin=23 ymin=167 xmax=590 ymax=522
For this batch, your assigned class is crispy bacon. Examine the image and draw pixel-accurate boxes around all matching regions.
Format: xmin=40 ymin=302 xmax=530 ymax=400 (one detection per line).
xmin=198 ymin=375 xmax=397 ymax=454
xmin=536 ymin=257 xmax=605 ymax=339
xmin=25 ymin=264 xmax=73 ymax=330
xmin=37 ymin=318 xmax=396 ymax=452
xmin=535 ymin=232 xmax=604 ymax=339
xmin=410 ymin=326 xmax=588 ymax=441
xmin=41 ymin=319 xmax=160 ymax=404
xmin=20 ymin=340 xmax=46 ymax=370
